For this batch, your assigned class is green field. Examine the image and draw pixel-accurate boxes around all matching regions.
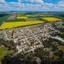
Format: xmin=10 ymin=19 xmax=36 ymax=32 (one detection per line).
xmin=58 ymin=46 xmax=64 ymax=52
xmin=0 ymin=46 xmax=10 ymax=64
xmin=0 ymin=16 xmax=8 ymax=25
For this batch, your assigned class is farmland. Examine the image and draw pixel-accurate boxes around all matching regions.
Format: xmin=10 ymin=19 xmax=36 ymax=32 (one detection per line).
xmin=17 ymin=16 xmax=27 ymax=19
xmin=0 ymin=21 xmax=43 ymax=29
xmin=42 ymin=17 xmax=61 ymax=22
xmin=0 ymin=13 xmax=62 ymax=30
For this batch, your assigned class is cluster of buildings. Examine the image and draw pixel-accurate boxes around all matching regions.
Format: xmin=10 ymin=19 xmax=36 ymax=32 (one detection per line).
xmin=0 ymin=23 xmax=62 ymax=54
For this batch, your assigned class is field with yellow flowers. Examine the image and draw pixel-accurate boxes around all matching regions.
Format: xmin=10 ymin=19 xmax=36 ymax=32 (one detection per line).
xmin=0 ymin=13 xmax=62 ymax=30
xmin=0 ymin=21 xmax=43 ymax=29
xmin=42 ymin=17 xmax=61 ymax=22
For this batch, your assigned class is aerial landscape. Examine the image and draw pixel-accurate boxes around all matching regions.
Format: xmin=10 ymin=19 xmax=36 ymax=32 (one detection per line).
xmin=0 ymin=0 xmax=64 ymax=64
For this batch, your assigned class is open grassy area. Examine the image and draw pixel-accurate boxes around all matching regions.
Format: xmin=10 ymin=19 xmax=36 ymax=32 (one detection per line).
xmin=58 ymin=46 xmax=64 ymax=52
xmin=0 ymin=16 xmax=8 ymax=25
xmin=0 ymin=21 xmax=44 ymax=29
xmin=6 ymin=18 xmax=26 ymax=22
xmin=0 ymin=46 xmax=10 ymax=64
xmin=17 ymin=15 xmax=28 ymax=19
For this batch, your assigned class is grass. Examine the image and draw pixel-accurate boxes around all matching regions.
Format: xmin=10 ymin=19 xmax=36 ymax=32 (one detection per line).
xmin=0 ymin=20 xmax=44 ymax=29
xmin=6 ymin=19 xmax=26 ymax=22
xmin=0 ymin=46 xmax=10 ymax=64
xmin=51 ymin=53 xmax=59 ymax=60
xmin=17 ymin=16 xmax=27 ymax=19
xmin=0 ymin=16 xmax=8 ymax=25
xmin=58 ymin=46 xmax=64 ymax=52
xmin=61 ymin=32 xmax=64 ymax=35
xmin=42 ymin=17 xmax=61 ymax=22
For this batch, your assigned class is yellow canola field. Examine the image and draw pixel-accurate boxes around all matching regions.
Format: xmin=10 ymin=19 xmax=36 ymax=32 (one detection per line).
xmin=0 ymin=21 xmax=43 ymax=29
xmin=42 ymin=17 xmax=61 ymax=22
xmin=17 ymin=16 xmax=27 ymax=19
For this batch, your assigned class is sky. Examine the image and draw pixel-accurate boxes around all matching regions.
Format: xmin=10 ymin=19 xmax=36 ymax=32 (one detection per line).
xmin=0 ymin=0 xmax=64 ymax=12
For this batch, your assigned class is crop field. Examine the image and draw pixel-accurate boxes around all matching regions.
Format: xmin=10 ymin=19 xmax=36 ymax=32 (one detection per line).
xmin=17 ymin=16 xmax=27 ymax=19
xmin=42 ymin=17 xmax=61 ymax=22
xmin=0 ymin=21 xmax=44 ymax=29
xmin=0 ymin=13 xmax=62 ymax=30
